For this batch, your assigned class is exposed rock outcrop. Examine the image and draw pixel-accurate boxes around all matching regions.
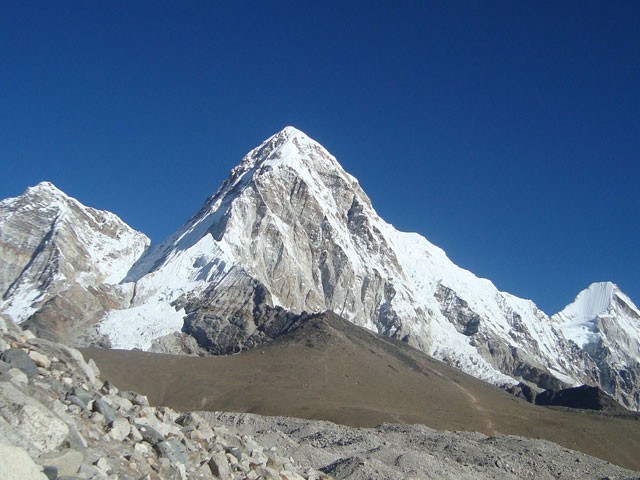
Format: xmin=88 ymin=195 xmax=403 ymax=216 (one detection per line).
xmin=535 ymin=385 xmax=627 ymax=412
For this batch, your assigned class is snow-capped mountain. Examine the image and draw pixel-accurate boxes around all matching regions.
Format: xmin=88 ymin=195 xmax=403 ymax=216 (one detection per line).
xmin=1 ymin=128 xmax=639 ymax=410
xmin=95 ymin=126 xmax=638 ymax=408
xmin=553 ymin=282 xmax=640 ymax=409
xmin=0 ymin=182 xmax=149 ymax=344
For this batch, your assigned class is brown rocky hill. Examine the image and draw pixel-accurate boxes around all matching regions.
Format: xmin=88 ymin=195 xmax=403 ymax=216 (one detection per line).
xmin=84 ymin=311 xmax=640 ymax=471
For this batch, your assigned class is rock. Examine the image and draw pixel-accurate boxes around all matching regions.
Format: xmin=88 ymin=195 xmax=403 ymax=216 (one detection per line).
xmin=90 ymin=411 xmax=105 ymax=424
xmin=128 ymin=423 xmax=144 ymax=442
xmin=19 ymin=403 xmax=70 ymax=452
xmin=87 ymin=358 xmax=100 ymax=378
xmin=135 ymin=423 xmax=164 ymax=445
xmin=93 ymin=397 xmax=115 ymax=425
xmin=65 ymin=394 xmax=89 ymax=411
xmin=208 ymin=450 xmax=232 ymax=479
xmin=120 ymin=390 xmax=150 ymax=407
xmin=535 ymin=385 xmax=626 ymax=412
xmin=28 ymin=351 xmax=51 ymax=369
xmin=0 ymin=443 xmax=49 ymax=480
xmin=1 ymin=348 xmax=37 ymax=377
xmin=108 ymin=417 xmax=130 ymax=441
xmin=106 ymin=394 xmax=133 ymax=413
xmin=41 ymin=465 xmax=57 ymax=480
xmin=134 ymin=442 xmax=151 ymax=456
xmin=93 ymin=457 xmax=111 ymax=474
xmin=100 ymin=380 xmax=118 ymax=395
xmin=8 ymin=367 xmax=29 ymax=384
xmin=38 ymin=448 xmax=83 ymax=477
xmin=155 ymin=438 xmax=190 ymax=469
xmin=225 ymin=445 xmax=242 ymax=462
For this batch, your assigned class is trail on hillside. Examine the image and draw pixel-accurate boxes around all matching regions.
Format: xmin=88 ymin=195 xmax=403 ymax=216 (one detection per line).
xmin=418 ymin=359 xmax=498 ymax=435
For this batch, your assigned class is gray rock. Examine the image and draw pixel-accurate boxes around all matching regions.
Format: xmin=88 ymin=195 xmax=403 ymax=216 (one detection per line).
xmin=135 ymin=423 xmax=164 ymax=445
xmin=8 ymin=367 xmax=29 ymax=384
xmin=65 ymin=395 xmax=89 ymax=411
xmin=155 ymin=438 xmax=190 ymax=468
xmin=38 ymin=448 xmax=83 ymax=477
xmin=120 ymin=390 xmax=150 ymax=407
xmin=1 ymin=348 xmax=38 ymax=377
xmin=225 ymin=445 xmax=242 ymax=462
xmin=208 ymin=450 xmax=232 ymax=479
xmin=93 ymin=397 xmax=115 ymax=425
xmin=41 ymin=465 xmax=57 ymax=480
xmin=0 ymin=443 xmax=49 ymax=480
xmin=108 ymin=417 xmax=130 ymax=441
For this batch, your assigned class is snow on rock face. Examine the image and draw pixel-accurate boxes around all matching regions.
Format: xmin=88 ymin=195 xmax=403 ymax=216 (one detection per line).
xmin=552 ymin=282 xmax=640 ymax=409
xmin=0 ymin=182 xmax=149 ymax=344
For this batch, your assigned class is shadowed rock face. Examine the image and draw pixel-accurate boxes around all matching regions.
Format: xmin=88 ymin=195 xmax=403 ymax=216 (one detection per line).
xmin=535 ymin=385 xmax=627 ymax=412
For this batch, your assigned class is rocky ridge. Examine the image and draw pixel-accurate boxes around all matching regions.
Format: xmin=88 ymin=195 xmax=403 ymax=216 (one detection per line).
xmin=0 ymin=182 xmax=149 ymax=345
xmin=0 ymin=316 xmax=329 ymax=479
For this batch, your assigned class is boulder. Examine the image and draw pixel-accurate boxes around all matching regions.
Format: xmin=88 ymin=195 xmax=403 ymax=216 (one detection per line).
xmin=28 ymin=351 xmax=51 ymax=369
xmin=93 ymin=397 xmax=115 ymax=425
xmin=38 ymin=448 xmax=83 ymax=477
xmin=0 ymin=443 xmax=49 ymax=480
xmin=1 ymin=348 xmax=37 ymax=377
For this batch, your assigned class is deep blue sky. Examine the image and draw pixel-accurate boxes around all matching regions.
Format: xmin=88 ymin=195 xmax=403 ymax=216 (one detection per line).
xmin=2 ymin=1 xmax=639 ymax=314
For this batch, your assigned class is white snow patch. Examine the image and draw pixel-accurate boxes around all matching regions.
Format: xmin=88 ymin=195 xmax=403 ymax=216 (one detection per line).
xmin=98 ymin=301 xmax=186 ymax=350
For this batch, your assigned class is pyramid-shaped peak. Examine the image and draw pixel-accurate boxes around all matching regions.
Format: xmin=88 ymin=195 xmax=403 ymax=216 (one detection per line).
xmin=25 ymin=181 xmax=68 ymax=198
xmin=557 ymin=281 xmax=619 ymax=322
xmin=234 ymin=126 xmax=345 ymax=179
xmin=280 ymin=125 xmax=307 ymax=137
xmin=265 ymin=126 xmax=318 ymax=150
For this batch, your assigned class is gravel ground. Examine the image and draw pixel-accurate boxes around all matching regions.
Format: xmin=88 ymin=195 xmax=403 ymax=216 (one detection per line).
xmin=204 ymin=411 xmax=640 ymax=480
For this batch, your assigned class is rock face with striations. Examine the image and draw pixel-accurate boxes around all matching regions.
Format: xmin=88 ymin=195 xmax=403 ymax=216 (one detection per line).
xmin=0 ymin=182 xmax=149 ymax=345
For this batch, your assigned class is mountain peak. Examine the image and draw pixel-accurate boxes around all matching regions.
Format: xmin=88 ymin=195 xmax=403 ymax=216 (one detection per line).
xmin=279 ymin=125 xmax=306 ymax=138
xmin=25 ymin=181 xmax=68 ymax=198
xmin=216 ymin=127 xmax=355 ymax=202
xmin=558 ymin=282 xmax=618 ymax=323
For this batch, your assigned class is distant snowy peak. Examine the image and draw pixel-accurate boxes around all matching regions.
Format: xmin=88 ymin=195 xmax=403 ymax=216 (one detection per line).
xmin=555 ymin=282 xmax=640 ymax=324
xmin=553 ymin=282 xmax=640 ymax=349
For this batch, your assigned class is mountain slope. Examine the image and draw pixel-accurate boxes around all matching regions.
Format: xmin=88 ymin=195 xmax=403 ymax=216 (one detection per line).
xmin=94 ymin=127 xmax=640 ymax=410
xmin=0 ymin=182 xmax=149 ymax=344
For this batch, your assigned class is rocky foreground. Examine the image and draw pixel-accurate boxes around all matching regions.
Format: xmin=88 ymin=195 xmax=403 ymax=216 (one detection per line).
xmin=1 ymin=316 xmax=639 ymax=480
xmin=0 ymin=317 xmax=328 ymax=479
